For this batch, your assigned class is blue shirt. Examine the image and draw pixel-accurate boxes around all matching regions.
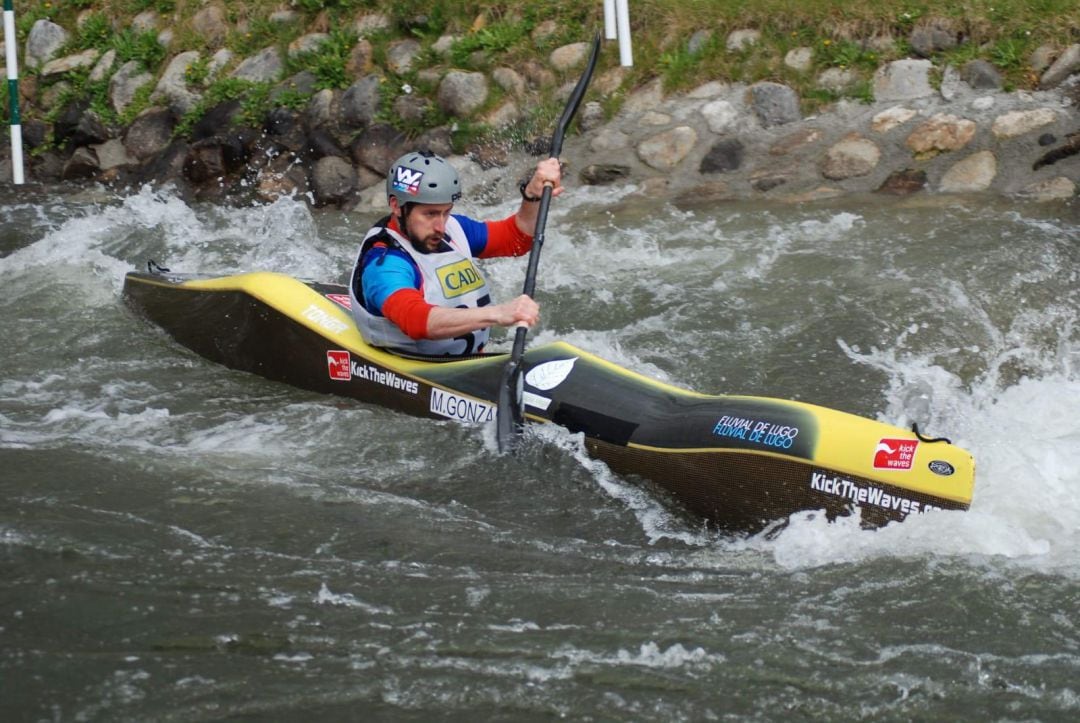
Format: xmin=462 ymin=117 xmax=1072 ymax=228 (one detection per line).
xmin=362 ymin=214 xmax=490 ymax=316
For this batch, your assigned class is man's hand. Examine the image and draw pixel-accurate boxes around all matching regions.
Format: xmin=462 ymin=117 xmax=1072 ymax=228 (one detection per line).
xmin=494 ymin=294 xmax=540 ymax=329
xmin=515 ymin=157 xmax=565 ymax=236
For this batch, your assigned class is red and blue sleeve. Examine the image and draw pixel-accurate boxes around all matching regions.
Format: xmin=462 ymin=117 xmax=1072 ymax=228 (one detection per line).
xmin=454 ymin=213 xmax=533 ymax=259
xmin=361 ymin=247 xmax=433 ymax=340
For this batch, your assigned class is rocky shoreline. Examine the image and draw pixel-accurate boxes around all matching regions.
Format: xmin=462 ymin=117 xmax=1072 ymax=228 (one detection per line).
xmin=2 ymin=9 xmax=1078 ymax=208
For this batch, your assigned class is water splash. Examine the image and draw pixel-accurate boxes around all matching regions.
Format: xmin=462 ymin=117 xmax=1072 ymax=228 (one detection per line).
xmin=763 ymin=327 xmax=1080 ymax=575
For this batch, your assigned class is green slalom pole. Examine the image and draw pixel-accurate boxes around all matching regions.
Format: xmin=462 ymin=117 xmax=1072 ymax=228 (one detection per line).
xmin=3 ymin=0 xmax=23 ymax=184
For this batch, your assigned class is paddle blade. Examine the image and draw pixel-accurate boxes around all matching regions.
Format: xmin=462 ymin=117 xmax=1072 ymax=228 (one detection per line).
xmin=495 ymin=358 xmax=524 ymax=453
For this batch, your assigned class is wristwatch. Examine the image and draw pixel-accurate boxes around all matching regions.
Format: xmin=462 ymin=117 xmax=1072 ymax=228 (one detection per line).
xmin=519 ymin=179 xmax=542 ymax=202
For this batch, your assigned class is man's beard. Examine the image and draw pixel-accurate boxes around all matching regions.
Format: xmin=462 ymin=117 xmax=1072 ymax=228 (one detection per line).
xmin=400 ymin=212 xmax=443 ymax=252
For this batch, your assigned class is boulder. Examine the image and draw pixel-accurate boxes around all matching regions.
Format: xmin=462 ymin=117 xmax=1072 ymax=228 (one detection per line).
xmin=1015 ymin=176 xmax=1075 ymax=201
xmin=54 ymin=103 xmax=113 ymax=148
xmin=89 ymin=49 xmax=117 ymax=83
xmin=909 ymin=18 xmax=959 ymax=58
xmin=492 ymin=67 xmax=526 ymax=97
xmin=877 ymin=168 xmax=927 ymax=195
xmin=939 ymin=150 xmax=997 ymax=192
xmin=1039 ymin=44 xmax=1080 ymax=89
xmin=769 ymin=128 xmax=823 ymax=155
xmin=123 ymin=107 xmax=175 ymax=161
xmin=699 ymin=138 xmax=745 ymax=174
xmin=749 ymin=82 xmax=800 ymax=127
xmin=438 ymin=71 xmax=488 ymax=116
xmin=183 ymin=140 xmax=227 ymax=183
xmin=784 ymin=47 xmax=813 ymax=72
xmin=874 ymin=60 xmax=934 ymax=101
xmin=589 ymin=128 xmax=630 ymax=153
xmin=311 ymin=155 xmax=357 ymax=207
xmin=871 ymin=106 xmax=917 ymax=133
xmin=350 ymin=123 xmax=409 ymax=174
xmin=992 ymin=108 xmax=1058 ymax=139
xmin=305 ymin=128 xmax=347 ymax=160
xmin=822 ymin=135 xmax=881 ymax=179
xmin=550 ymin=42 xmax=589 ymax=72
xmin=961 ymin=60 xmax=1003 ymax=90
xmin=111 ymin=60 xmax=155 ymax=115
xmin=231 ymin=47 xmax=284 ymax=83
xmin=701 ymin=99 xmax=738 ymax=134
xmin=92 ymin=138 xmax=137 ymax=171
xmin=386 ymin=39 xmax=422 ymax=74
xmin=191 ymin=3 xmax=229 ymax=49
xmin=906 ymin=114 xmax=976 ymax=156
xmin=340 ymin=74 xmax=382 ymax=128
xmin=62 ymin=146 xmax=99 ymax=180
xmin=289 ymin=33 xmax=329 ymax=58
xmin=24 ymin=19 xmax=68 ymax=67
xmin=637 ymin=126 xmax=698 ymax=170
xmin=41 ymin=49 xmax=100 ymax=79
xmin=154 ymin=52 xmax=202 ymax=116
xmin=726 ymin=29 xmax=761 ymax=52
xmin=580 ymin=164 xmax=631 ymax=185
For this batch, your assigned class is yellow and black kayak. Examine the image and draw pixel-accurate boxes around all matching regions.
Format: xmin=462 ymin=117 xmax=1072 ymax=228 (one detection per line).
xmin=123 ymin=269 xmax=975 ymax=533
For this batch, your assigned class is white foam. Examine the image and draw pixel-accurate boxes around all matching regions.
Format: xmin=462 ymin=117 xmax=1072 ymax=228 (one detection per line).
xmin=762 ymin=337 xmax=1080 ymax=575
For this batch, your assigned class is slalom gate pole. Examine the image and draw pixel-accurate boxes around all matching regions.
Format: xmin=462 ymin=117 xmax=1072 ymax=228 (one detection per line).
xmin=3 ymin=0 xmax=23 ymax=184
xmin=615 ymin=0 xmax=633 ymax=67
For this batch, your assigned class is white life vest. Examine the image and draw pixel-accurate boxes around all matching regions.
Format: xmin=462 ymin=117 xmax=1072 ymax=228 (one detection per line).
xmin=349 ymin=217 xmax=493 ymax=356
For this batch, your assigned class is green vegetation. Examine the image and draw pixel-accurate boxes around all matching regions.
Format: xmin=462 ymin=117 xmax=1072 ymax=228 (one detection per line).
xmin=287 ymin=27 xmax=358 ymax=90
xmin=10 ymin=0 xmax=1080 ymax=145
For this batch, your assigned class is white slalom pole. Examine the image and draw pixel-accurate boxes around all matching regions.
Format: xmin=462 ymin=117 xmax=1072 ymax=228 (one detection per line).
xmin=3 ymin=0 xmax=23 ymax=184
xmin=615 ymin=0 xmax=633 ymax=67
xmin=604 ymin=0 xmax=617 ymax=40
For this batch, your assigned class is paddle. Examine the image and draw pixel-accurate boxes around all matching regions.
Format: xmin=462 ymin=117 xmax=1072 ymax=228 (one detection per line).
xmin=496 ymin=32 xmax=602 ymax=453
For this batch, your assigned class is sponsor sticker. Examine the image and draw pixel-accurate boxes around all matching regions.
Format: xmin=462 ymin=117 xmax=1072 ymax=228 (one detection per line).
xmin=712 ymin=415 xmax=800 ymax=451
xmin=810 ymin=470 xmax=945 ymax=516
xmin=929 ymin=460 xmax=956 ymax=476
xmin=523 ymin=391 xmax=551 ymax=411
xmin=326 ymin=353 xmax=418 ymax=394
xmin=326 ymin=293 xmax=352 ymax=310
xmin=302 ymin=304 xmax=349 ymax=334
xmin=436 ymin=259 xmax=484 ymax=298
xmin=391 ymin=165 xmax=423 ymax=196
xmin=350 ymin=361 xmax=419 ymax=395
xmin=430 ymin=388 xmax=495 ymax=423
xmin=873 ymin=438 xmax=919 ymax=470
xmin=525 ymin=358 xmax=577 ymax=391
xmin=327 ymin=350 xmax=351 ymax=381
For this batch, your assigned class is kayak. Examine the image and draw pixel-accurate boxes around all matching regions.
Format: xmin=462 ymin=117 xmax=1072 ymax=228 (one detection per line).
xmin=123 ymin=268 xmax=975 ymax=533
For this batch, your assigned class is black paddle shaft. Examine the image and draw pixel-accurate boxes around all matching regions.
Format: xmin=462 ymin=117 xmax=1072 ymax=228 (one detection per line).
xmin=497 ymin=32 xmax=602 ymax=453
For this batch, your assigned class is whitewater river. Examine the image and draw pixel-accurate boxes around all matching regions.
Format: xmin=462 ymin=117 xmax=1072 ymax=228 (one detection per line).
xmin=1 ymin=180 xmax=1078 ymax=721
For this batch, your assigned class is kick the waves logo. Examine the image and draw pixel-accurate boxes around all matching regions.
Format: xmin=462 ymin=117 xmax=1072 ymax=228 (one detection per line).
xmin=873 ymin=438 xmax=918 ymax=470
xmin=324 ymin=350 xmax=419 ymax=394
xmin=810 ymin=470 xmax=947 ymax=516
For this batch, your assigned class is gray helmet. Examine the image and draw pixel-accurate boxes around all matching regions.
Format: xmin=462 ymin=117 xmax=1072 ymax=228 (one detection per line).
xmin=386 ymin=151 xmax=462 ymax=205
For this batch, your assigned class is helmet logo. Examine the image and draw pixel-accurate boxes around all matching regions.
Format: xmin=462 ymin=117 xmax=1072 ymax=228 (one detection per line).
xmin=391 ymin=166 xmax=423 ymax=196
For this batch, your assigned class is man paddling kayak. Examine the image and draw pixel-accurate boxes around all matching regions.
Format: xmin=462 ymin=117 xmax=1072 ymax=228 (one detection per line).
xmin=348 ymin=151 xmax=563 ymax=356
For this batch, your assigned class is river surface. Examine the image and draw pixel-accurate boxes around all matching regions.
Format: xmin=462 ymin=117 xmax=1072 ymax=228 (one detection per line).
xmin=1 ymin=181 xmax=1078 ymax=721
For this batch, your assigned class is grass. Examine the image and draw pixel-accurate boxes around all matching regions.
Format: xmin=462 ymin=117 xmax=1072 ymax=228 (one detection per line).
xmin=9 ymin=0 xmax=1080 ymax=142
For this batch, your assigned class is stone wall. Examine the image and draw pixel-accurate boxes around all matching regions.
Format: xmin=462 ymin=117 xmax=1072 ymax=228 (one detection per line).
xmin=1 ymin=8 xmax=1078 ymax=207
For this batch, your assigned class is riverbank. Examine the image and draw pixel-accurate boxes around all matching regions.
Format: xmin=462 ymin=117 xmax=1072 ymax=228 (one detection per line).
xmin=1 ymin=2 xmax=1077 ymax=206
